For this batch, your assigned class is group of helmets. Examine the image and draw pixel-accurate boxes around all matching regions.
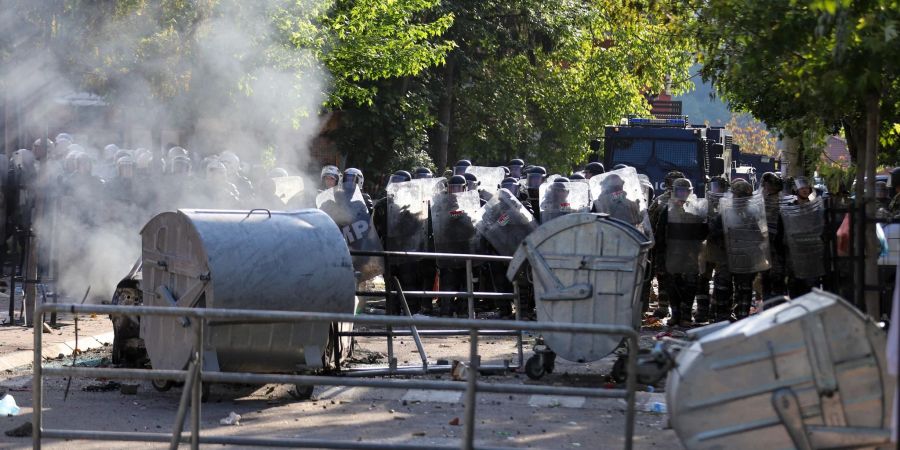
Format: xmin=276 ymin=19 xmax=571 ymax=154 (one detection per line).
xmin=321 ymin=165 xmax=367 ymax=191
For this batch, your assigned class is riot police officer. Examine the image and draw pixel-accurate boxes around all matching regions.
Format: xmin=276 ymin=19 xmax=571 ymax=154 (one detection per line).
xmin=321 ymin=165 xmax=341 ymax=191
xmin=656 ymin=178 xmax=708 ymax=327
xmin=583 ymin=162 xmax=605 ymax=179
xmin=506 ymin=159 xmax=525 ymax=180
xmin=760 ymin=172 xmax=786 ymax=299
xmin=431 ymin=175 xmax=481 ymax=316
xmin=344 ymin=168 xmax=374 ymax=213
xmin=412 ymin=167 xmax=433 ymax=180
xmin=648 ymin=170 xmax=685 ymax=319
xmin=453 ymin=159 xmax=473 ymax=176
xmin=719 ymin=179 xmax=770 ymax=320
xmin=525 ymin=166 xmax=547 ymax=222
xmin=701 ymin=176 xmax=730 ymax=323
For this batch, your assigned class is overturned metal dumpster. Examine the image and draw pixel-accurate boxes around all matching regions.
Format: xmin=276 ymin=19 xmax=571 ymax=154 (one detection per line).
xmin=667 ymin=290 xmax=894 ymax=449
xmin=140 ymin=209 xmax=357 ymax=380
xmin=507 ymin=213 xmax=651 ymax=378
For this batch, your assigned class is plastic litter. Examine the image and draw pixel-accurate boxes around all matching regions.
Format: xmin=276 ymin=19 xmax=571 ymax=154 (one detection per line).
xmin=219 ymin=411 xmax=241 ymax=426
xmin=0 ymin=394 xmax=20 ymax=416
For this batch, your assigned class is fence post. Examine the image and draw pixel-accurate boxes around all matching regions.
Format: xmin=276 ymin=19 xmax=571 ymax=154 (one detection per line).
xmin=32 ymin=304 xmax=43 ymax=450
xmin=462 ymin=328 xmax=480 ymax=450
xmin=191 ymin=320 xmax=203 ymax=450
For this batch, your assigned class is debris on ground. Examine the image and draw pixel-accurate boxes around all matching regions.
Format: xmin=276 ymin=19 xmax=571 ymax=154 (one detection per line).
xmin=0 ymin=394 xmax=20 ymax=416
xmin=83 ymin=381 xmax=121 ymax=392
xmin=450 ymin=361 xmax=468 ymax=381
xmin=4 ymin=422 xmax=31 ymax=437
xmin=119 ymin=384 xmax=139 ymax=395
xmin=448 ymin=417 xmax=460 ymax=426
xmin=219 ymin=412 xmax=242 ymax=426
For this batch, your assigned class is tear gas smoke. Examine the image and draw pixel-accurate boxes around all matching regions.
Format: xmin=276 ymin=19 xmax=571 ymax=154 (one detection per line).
xmin=1 ymin=2 xmax=328 ymax=302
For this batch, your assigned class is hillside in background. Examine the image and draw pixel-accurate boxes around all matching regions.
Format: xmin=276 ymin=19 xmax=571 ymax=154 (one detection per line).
xmin=675 ymin=66 xmax=732 ymax=126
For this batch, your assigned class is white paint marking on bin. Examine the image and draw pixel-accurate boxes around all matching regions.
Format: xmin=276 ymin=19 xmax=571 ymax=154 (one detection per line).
xmin=528 ymin=395 xmax=585 ymax=409
xmin=401 ymin=389 xmax=462 ymax=404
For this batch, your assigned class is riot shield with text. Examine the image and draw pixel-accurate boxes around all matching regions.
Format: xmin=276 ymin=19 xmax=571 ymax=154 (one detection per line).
xmin=384 ymin=179 xmax=434 ymax=252
xmin=431 ymin=190 xmax=482 ymax=268
xmin=317 ymin=187 xmax=384 ymax=281
xmin=476 ymin=188 xmax=537 ymax=256
xmin=665 ymin=196 xmax=708 ymax=274
xmin=780 ymin=197 xmax=826 ymax=279
xmin=590 ymin=168 xmax=647 ymax=228
xmin=720 ymin=191 xmax=771 ymax=274
xmin=539 ymin=181 xmax=591 ymax=224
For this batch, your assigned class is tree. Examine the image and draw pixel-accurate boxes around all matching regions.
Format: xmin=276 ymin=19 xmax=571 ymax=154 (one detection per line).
xmin=725 ymin=114 xmax=778 ymax=157
xmin=692 ymin=0 xmax=900 ymax=316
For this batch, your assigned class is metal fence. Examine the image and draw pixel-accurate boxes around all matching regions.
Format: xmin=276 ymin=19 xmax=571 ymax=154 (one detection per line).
xmin=33 ymin=302 xmax=639 ymax=450
xmin=346 ymin=250 xmax=524 ymax=376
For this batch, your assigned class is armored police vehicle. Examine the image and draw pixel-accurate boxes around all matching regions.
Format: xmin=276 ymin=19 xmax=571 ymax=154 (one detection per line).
xmin=602 ymin=116 xmax=733 ymax=197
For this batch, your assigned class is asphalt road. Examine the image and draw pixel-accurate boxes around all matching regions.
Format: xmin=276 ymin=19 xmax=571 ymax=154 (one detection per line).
xmin=1 ymin=330 xmax=683 ymax=449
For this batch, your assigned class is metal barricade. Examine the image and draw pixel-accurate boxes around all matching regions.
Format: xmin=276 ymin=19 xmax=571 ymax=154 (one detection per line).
xmin=348 ymin=250 xmax=524 ymax=375
xmin=33 ymin=303 xmax=639 ymax=450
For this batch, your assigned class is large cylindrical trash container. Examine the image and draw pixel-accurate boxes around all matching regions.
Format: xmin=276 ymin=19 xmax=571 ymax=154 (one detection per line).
xmin=140 ymin=209 xmax=356 ymax=373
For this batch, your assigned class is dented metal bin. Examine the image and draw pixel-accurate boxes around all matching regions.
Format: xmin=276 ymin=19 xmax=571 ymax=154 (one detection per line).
xmin=507 ymin=213 xmax=651 ymax=366
xmin=667 ymin=290 xmax=894 ymax=449
xmin=140 ymin=209 xmax=357 ymax=374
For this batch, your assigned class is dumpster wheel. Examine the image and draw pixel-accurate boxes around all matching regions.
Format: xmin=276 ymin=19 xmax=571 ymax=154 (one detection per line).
xmin=525 ymin=355 xmax=545 ymax=380
xmin=290 ymin=384 xmax=315 ymax=401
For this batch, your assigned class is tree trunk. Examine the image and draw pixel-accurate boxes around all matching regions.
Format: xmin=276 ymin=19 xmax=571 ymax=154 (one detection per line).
xmin=434 ymin=56 xmax=456 ymax=174
xmin=862 ymin=93 xmax=880 ymax=318
xmin=781 ymin=134 xmax=802 ymax=177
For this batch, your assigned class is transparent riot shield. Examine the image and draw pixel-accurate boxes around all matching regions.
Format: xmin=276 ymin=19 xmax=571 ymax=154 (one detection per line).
xmin=704 ymin=191 xmax=728 ymax=266
xmin=476 ymin=188 xmax=537 ymax=256
xmin=430 ymin=190 xmax=483 ymax=268
xmin=780 ymin=197 xmax=826 ymax=279
xmin=539 ymin=181 xmax=591 ymax=224
xmin=720 ymin=191 xmax=771 ymax=274
xmin=384 ymin=179 xmax=431 ymax=252
xmin=316 ymin=187 xmax=384 ymax=281
xmin=665 ymin=196 xmax=708 ymax=274
xmin=590 ymin=167 xmax=647 ymax=227
xmin=272 ymin=176 xmax=305 ymax=205
xmin=464 ymin=166 xmax=506 ymax=197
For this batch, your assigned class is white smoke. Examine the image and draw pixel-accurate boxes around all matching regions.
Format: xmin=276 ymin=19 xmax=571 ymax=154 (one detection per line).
xmin=1 ymin=2 xmax=329 ymax=302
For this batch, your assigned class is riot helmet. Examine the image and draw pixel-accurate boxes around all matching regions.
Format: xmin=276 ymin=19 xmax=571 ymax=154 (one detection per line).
xmin=553 ymin=176 xmax=571 ymax=183
xmin=167 ymin=146 xmax=188 ymax=160
xmin=612 ymin=163 xmax=629 ymax=171
xmin=389 ymin=170 xmax=412 ymax=184
xmin=500 ymin=177 xmax=520 ymax=197
xmin=875 ymin=181 xmax=888 ymax=200
xmin=170 ymin=155 xmax=192 ymax=175
xmin=507 ymin=159 xmax=525 ymax=179
xmin=75 ymin=152 xmax=93 ymax=175
xmin=568 ymin=173 xmax=586 ymax=181
xmin=321 ymin=165 xmax=341 ymax=188
xmin=526 ymin=166 xmax=547 ymax=190
xmin=600 ymin=174 xmax=625 ymax=193
xmin=453 ymin=159 xmax=472 ymax=176
xmin=103 ymin=144 xmax=120 ymax=161
xmin=584 ymin=162 xmax=605 ymax=178
xmin=448 ymin=175 xmax=467 ymax=194
xmin=503 ymin=166 xmax=510 ymax=177
xmin=794 ymin=176 xmax=812 ymax=199
xmin=218 ymin=151 xmax=240 ymax=175
xmin=33 ymin=138 xmax=53 ymax=160
xmin=890 ymin=167 xmax=900 ymax=194
xmin=268 ymin=167 xmax=289 ymax=178
xmin=206 ymin=161 xmax=228 ymax=180
xmin=63 ymin=150 xmax=82 ymax=174
xmin=135 ymin=152 xmax=153 ymax=175
xmin=55 ymin=133 xmax=73 ymax=143
xmin=731 ymin=179 xmax=752 ymax=198
xmin=708 ymin=176 xmax=729 ymax=194
xmin=412 ymin=167 xmax=433 ymax=179
xmin=672 ymin=178 xmax=693 ymax=201
xmin=761 ymin=172 xmax=782 ymax=194
xmin=343 ymin=168 xmax=363 ymax=191
xmin=116 ymin=156 xmax=135 ymax=179
xmin=463 ymin=172 xmax=480 ymax=191
xmin=548 ymin=180 xmax=570 ymax=204
xmin=664 ymin=170 xmax=686 ymax=191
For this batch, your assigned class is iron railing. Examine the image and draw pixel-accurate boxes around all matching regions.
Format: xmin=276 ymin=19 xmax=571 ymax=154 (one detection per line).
xmin=33 ymin=303 xmax=639 ymax=450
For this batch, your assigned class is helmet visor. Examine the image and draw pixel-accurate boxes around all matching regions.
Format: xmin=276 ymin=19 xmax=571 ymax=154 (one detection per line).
xmin=501 ymin=181 xmax=519 ymax=196
xmin=708 ymin=181 xmax=726 ymax=194
xmin=389 ymin=175 xmax=408 ymax=184
xmin=453 ymin=166 xmax=468 ymax=176
xmin=448 ymin=183 xmax=466 ymax=194
xmin=526 ymin=172 xmax=544 ymax=189
xmin=673 ymin=186 xmax=692 ymax=201
xmin=508 ymin=165 xmax=523 ymax=179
